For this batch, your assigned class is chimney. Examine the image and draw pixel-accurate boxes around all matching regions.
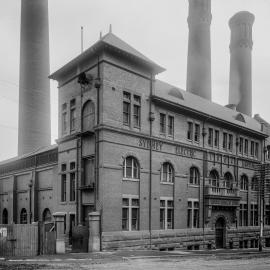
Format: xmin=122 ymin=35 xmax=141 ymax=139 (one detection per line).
xmin=186 ymin=0 xmax=212 ymax=100
xmin=18 ymin=0 xmax=51 ymax=155
xmin=229 ymin=11 xmax=255 ymax=117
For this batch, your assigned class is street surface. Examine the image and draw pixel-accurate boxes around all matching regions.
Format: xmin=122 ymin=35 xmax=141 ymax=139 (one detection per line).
xmin=1 ymin=249 xmax=270 ymax=269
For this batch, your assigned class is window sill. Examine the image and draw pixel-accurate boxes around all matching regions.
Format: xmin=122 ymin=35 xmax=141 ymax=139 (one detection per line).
xmin=160 ymin=182 xmax=174 ymax=185
xmin=123 ymin=178 xmax=139 ymax=182
xmin=188 ymin=184 xmax=199 ymax=188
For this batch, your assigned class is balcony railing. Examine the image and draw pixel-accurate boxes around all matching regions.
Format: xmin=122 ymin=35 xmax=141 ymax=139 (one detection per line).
xmin=205 ymin=180 xmax=239 ymax=197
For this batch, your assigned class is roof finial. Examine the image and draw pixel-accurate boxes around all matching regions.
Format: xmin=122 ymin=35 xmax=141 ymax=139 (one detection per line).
xmin=109 ymin=24 xmax=112 ymax=33
xmin=100 ymin=31 xmax=102 ymax=40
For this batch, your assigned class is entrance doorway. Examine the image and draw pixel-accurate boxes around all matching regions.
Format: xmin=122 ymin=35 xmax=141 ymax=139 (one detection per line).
xmin=215 ymin=217 xmax=226 ymax=249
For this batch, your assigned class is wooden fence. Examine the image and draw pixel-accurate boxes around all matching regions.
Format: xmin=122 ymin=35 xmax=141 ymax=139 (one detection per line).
xmin=0 ymin=223 xmax=39 ymax=257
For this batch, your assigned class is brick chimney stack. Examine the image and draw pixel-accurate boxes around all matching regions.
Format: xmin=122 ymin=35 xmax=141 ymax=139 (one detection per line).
xmin=186 ymin=0 xmax=212 ymax=100
xmin=228 ymin=11 xmax=255 ymax=117
xmin=18 ymin=0 xmax=51 ymax=155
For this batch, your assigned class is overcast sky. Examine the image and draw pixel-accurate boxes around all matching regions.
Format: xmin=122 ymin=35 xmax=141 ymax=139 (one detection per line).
xmin=0 ymin=0 xmax=270 ymax=161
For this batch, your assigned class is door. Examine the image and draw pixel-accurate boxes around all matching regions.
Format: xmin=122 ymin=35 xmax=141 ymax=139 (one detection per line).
xmin=215 ymin=217 xmax=226 ymax=249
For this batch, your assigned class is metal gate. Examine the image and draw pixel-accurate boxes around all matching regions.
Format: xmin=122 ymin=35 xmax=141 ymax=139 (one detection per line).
xmin=215 ymin=217 xmax=226 ymax=249
xmin=0 ymin=224 xmax=39 ymax=257
xmin=71 ymin=225 xmax=89 ymax=252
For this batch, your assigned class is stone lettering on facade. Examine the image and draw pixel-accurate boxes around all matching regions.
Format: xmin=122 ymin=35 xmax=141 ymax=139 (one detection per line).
xmin=175 ymin=146 xmax=196 ymax=158
xmin=138 ymin=138 xmax=163 ymax=151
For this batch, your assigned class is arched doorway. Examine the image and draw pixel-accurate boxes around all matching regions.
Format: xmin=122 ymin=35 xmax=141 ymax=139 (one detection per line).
xmin=215 ymin=217 xmax=226 ymax=249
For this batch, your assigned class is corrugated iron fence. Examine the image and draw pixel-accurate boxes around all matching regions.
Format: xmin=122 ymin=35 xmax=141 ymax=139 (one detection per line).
xmin=0 ymin=224 xmax=39 ymax=257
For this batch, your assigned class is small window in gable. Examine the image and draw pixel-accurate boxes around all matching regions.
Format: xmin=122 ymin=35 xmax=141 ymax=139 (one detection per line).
xmin=235 ymin=113 xmax=246 ymax=123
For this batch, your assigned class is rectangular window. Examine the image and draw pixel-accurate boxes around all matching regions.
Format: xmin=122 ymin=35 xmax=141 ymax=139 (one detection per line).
xmin=250 ymin=203 xmax=258 ymax=226
xmin=239 ymin=203 xmax=248 ymax=226
xmin=70 ymin=162 xmax=76 ymax=171
xmin=83 ymin=158 xmax=95 ymax=186
xmin=62 ymin=103 xmax=67 ymax=134
xmin=168 ymin=116 xmax=174 ymax=137
xmin=123 ymin=92 xmax=131 ymax=126
xmin=251 ymin=141 xmax=255 ymax=156
xmin=70 ymin=99 xmax=76 ymax=131
xmin=160 ymin=198 xmax=174 ymax=230
xmin=255 ymin=143 xmax=259 ymax=158
xmin=228 ymin=134 xmax=233 ymax=151
xmin=61 ymin=163 xmax=67 ymax=172
xmin=194 ymin=124 xmax=200 ymax=143
xmin=160 ymin=113 xmax=166 ymax=134
xmin=133 ymin=95 xmax=141 ymax=128
xmin=223 ymin=132 xmax=228 ymax=149
xmin=214 ymin=130 xmax=219 ymax=147
xmin=70 ymin=172 xmax=76 ymax=201
xmin=122 ymin=197 xmax=139 ymax=231
xmin=265 ymin=205 xmax=270 ymax=226
xmin=239 ymin=137 xmax=243 ymax=154
xmin=244 ymin=139 xmax=248 ymax=155
xmin=187 ymin=122 xmax=193 ymax=140
xmin=61 ymin=174 xmax=67 ymax=202
xmin=208 ymin=128 xmax=213 ymax=146
xmin=187 ymin=200 xmax=199 ymax=228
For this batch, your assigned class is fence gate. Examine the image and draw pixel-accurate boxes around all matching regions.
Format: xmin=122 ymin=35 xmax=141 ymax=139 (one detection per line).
xmin=40 ymin=221 xmax=56 ymax=255
xmin=72 ymin=225 xmax=89 ymax=252
xmin=0 ymin=224 xmax=39 ymax=257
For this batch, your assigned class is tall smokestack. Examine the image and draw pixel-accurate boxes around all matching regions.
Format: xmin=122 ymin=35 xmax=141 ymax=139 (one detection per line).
xmin=18 ymin=0 xmax=51 ymax=155
xmin=186 ymin=0 xmax=212 ymax=100
xmin=229 ymin=11 xmax=254 ymax=117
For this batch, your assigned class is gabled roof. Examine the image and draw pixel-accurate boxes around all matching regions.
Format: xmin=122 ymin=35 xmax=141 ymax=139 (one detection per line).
xmin=154 ymin=80 xmax=265 ymax=135
xmin=50 ymin=32 xmax=165 ymax=80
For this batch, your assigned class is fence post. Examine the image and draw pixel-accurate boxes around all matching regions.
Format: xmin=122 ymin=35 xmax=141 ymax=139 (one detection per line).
xmin=53 ymin=212 xmax=65 ymax=254
xmin=88 ymin=211 xmax=100 ymax=252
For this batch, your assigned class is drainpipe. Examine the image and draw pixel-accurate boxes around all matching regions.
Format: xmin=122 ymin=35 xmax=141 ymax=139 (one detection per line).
xmin=202 ymin=121 xmax=207 ymax=247
xmin=148 ymin=74 xmax=154 ymax=249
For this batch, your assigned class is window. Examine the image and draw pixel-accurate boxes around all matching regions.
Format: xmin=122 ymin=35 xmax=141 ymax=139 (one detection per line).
xmin=194 ymin=124 xmax=200 ymax=143
xmin=160 ymin=198 xmax=174 ymax=230
xmin=214 ymin=130 xmax=219 ymax=147
xmin=61 ymin=174 xmax=67 ymax=202
xmin=123 ymin=92 xmax=131 ymax=126
xmin=160 ymin=113 xmax=166 ymax=134
xmin=228 ymin=134 xmax=233 ymax=151
xmin=133 ymin=95 xmax=141 ymax=128
xmin=208 ymin=128 xmax=213 ymax=146
xmin=244 ymin=139 xmax=248 ymax=155
xmin=187 ymin=122 xmax=193 ymax=140
xmin=251 ymin=141 xmax=255 ymax=156
xmin=190 ymin=167 xmax=200 ymax=185
xmin=265 ymin=205 xmax=270 ymax=226
xmin=239 ymin=204 xmax=248 ymax=226
xmin=61 ymin=163 xmax=67 ymax=171
xmin=70 ymin=172 xmax=76 ymax=201
xmin=168 ymin=116 xmax=174 ymax=137
xmin=250 ymin=203 xmax=258 ymax=226
xmin=251 ymin=177 xmax=258 ymax=191
xmin=240 ymin=175 xmax=248 ymax=191
xmin=123 ymin=156 xmax=139 ymax=179
xmin=187 ymin=200 xmax=199 ymax=228
xmin=2 ymin=209 xmax=8 ymax=224
xmin=70 ymin=162 xmax=76 ymax=171
xmin=62 ymin=103 xmax=67 ymax=134
xmin=70 ymin=99 xmax=76 ymax=131
xmin=255 ymin=143 xmax=259 ymax=158
xmin=122 ymin=197 xmax=139 ymax=231
xmin=209 ymin=170 xmax=219 ymax=187
xmin=161 ymin=162 xmax=174 ymax=183
xmin=82 ymin=100 xmax=95 ymax=131
xmin=20 ymin=208 xmax=27 ymax=224
xmin=83 ymin=158 xmax=95 ymax=186
xmin=42 ymin=208 xmax=52 ymax=222
xmin=239 ymin=137 xmax=243 ymax=154
xmin=224 ymin=172 xmax=233 ymax=189
xmin=223 ymin=132 xmax=228 ymax=149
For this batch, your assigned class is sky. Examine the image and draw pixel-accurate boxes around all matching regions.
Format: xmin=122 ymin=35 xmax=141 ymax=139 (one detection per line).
xmin=0 ymin=0 xmax=270 ymax=161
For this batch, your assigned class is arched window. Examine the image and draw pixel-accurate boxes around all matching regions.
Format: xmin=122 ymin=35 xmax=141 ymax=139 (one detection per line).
xmin=82 ymin=100 xmax=95 ymax=131
xmin=20 ymin=208 xmax=27 ymax=224
xmin=42 ymin=208 xmax=52 ymax=222
xmin=209 ymin=170 xmax=219 ymax=187
xmin=251 ymin=177 xmax=258 ymax=191
xmin=189 ymin=167 xmax=200 ymax=185
xmin=2 ymin=208 xmax=8 ymax=224
xmin=224 ymin=172 xmax=233 ymax=188
xmin=123 ymin=156 xmax=139 ymax=179
xmin=240 ymin=175 xmax=248 ymax=191
xmin=161 ymin=163 xmax=174 ymax=183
